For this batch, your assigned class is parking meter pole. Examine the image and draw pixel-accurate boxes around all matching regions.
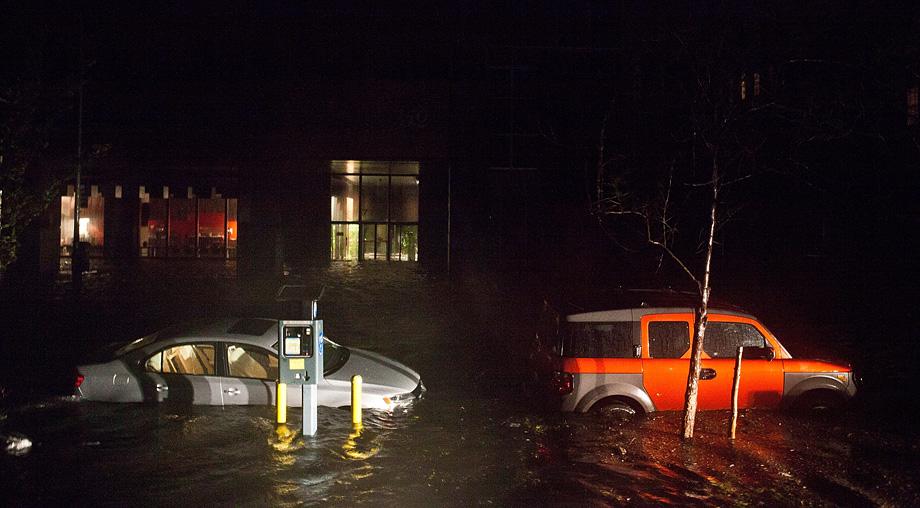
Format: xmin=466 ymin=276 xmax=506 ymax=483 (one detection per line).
xmin=303 ymin=384 xmax=318 ymax=436
xmin=276 ymin=382 xmax=287 ymax=424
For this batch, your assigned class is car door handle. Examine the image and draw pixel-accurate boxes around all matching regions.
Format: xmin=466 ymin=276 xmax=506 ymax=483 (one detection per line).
xmin=223 ymin=387 xmax=241 ymax=395
xmin=700 ymin=368 xmax=717 ymax=380
xmin=156 ymin=384 xmax=169 ymax=392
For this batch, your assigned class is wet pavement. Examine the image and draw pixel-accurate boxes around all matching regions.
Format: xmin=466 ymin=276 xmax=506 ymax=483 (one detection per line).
xmin=1 ymin=261 xmax=919 ymax=506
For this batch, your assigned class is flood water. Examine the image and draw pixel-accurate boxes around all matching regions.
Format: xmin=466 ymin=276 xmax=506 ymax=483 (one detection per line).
xmin=2 ymin=262 xmax=919 ymax=506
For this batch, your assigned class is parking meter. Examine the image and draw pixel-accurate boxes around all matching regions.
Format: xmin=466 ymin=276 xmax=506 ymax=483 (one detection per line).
xmin=278 ymin=320 xmax=323 ymax=436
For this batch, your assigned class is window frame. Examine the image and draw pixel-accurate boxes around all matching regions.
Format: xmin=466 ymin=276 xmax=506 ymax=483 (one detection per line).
xmin=561 ymin=321 xmax=638 ymax=359
xmin=701 ymin=321 xmax=768 ymax=359
xmin=144 ymin=342 xmax=219 ymax=377
xmin=645 ymin=319 xmax=692 ymax=359
xmin=330 ymin=160 xmax=419 ymax=262
xmin=641 ymin=313 xmax=787 ymax=360
xmin=223 ymin=342 xmax=279 ymax=381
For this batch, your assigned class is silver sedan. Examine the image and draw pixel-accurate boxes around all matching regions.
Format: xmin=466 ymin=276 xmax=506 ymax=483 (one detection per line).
xmin=74 ymin=318 xmax=424 ymax=410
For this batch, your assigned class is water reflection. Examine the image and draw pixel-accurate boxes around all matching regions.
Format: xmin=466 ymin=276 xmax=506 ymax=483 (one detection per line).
xmin=341 ymin=424 xmax=381 ymax=461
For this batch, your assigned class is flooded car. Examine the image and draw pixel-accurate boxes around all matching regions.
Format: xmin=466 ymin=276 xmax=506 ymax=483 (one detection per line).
xmin=74 ymin=318 xmax=424 ymax=410
xmin=532 ymin=291 xmax=856 ymax=416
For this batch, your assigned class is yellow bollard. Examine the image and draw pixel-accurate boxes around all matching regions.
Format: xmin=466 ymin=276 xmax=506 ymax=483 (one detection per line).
xmin=276 ymin=382 xmax=287 ymax=424
xmin=351 ymin=375 xmax=362 ymax=426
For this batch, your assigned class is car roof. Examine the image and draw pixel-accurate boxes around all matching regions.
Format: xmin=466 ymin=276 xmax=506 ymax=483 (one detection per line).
xmin=566 ymin=306 xmax=757 ymax=322
xmin=131 ymin=317 xmax=280 ymax=353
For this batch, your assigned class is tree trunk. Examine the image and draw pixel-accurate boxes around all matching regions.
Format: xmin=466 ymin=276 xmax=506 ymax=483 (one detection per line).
xmin=681 ymin=157 xmax=719 ymax=440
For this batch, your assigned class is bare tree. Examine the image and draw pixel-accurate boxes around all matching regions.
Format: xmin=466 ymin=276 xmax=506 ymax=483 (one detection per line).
xmin=594 ymin=18 xmax=772 ymax=439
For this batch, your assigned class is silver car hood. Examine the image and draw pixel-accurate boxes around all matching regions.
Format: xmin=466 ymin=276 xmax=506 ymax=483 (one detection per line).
xmin=327 ymin=347 xmax=421 ymax=394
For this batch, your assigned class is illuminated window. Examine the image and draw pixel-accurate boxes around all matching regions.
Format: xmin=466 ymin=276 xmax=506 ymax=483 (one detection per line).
xmin=330 ymin=160 xmax=419 ymax=261
xmin=227 ymin=344 xmax=278 ymax=380
xmin=138 ymin=193 xmax=238 ymax=259
xmin=60 ymin=192 xmax=104 ymax=257
xmin=146 ymin=344 xmax=215 ymax=375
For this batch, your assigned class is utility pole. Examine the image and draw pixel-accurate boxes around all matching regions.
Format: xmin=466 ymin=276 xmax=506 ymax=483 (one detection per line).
xmin=72 ymin=14 xmax=84 ymax=294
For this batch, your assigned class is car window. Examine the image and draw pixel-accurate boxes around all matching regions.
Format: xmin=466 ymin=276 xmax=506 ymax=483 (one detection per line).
xmin=563 ymin=322 xmax=634 ymax=358
xmin=648 ymin=321 xmax=690 ymax=358
xmin=145 ymin=344 xmax=216 ymax=375
xmin=227 ymin=344 xmax=279 ymax=380
xmin=703 ymin=322 xmax=767 ymax=358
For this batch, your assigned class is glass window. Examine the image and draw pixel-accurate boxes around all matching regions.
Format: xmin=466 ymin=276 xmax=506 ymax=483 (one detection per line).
xmin=331 ymin=223 xmax=359 ymax=260
xmin=563 ymin=322 xmax=634 ymax=358
xmin=168 ymin=199 xmax=196 ymax=257
xmin=389 ymin=176 xmax=419 ymax=222
xmin=60 ymin=195 xmax=105 ymax=257
xmin=363 ymin=224 xmax=388 ymax=260
xmin=648 ymin=321 xmax=690 ymax=358
xmin=197 ymin=198 xmax=225 ymax=258
xmin=227 ymin=344 xmax=278 ymax=380
xmin=331 ymin=160 xmax=419 ymax=262
xmin=322 ymin=339 xmax=349 ymax=376
xmin=226 ymin=198 xmax=238 ymax=259
xmin=703 ymin=322 xmax=767 ymax=358
xmin=331 ymin=175 xmax=360 ymax=222
xmin=361 ymin=176 xmax=388 ymax=221
xmin=388 ymin=161 xmax=420 ymax=175
xmin=145 ymin=344 xmax=215 ymax=375
xmin=140 ymin=198 xmax=168 ymax=258
xmin=388 ymin=224 xmax=418 ymax=261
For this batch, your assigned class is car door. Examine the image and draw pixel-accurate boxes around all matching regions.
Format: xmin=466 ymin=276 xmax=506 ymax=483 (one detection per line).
xmin=701 ymin=316 xmax=784 ymax=409
xmin=142 ymin=343 xmax=223 ymax=405
xmin=640 ymin=314 xmax=693 ymax=411
xmin=220 ymin=343 xmax=278 ymax=405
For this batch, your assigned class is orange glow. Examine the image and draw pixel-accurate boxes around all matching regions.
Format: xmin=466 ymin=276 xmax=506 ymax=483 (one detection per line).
xmin=227 ymin=220 xmax=238 ymax=241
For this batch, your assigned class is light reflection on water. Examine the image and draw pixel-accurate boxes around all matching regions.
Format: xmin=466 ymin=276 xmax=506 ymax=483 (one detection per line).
xmin=2 ymin=262 xmax=919 ymax=506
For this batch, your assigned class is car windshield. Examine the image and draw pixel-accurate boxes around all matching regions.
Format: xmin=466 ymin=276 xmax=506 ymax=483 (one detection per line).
xmin=114 ymin=330 xmax=168 ymax=357
xmin=322 ymin=339 xmax=349 ymax=375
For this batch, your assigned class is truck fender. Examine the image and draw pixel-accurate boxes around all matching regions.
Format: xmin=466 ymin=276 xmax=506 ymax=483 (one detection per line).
xmin=575 ymin=380 xmax=656 ymax=414
xmin=784 ymin=374 xmax=849 ymax=406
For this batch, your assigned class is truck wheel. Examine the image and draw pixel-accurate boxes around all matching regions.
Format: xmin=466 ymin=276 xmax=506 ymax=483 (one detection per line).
xmin=795 ymin=390 xmax=844 ymax=414
xmin=593 ymin=399 xmax=638 ymax=420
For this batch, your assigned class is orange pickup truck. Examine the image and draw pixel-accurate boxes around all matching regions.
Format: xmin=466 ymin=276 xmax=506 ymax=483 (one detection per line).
xmin=533 ymin=296 xmax=855 ymax=417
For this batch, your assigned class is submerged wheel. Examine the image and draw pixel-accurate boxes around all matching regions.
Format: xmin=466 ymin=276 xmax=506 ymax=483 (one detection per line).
xmin=592 ymin=399 xmax=639 ymax=420
xmin=794 ymin=390 xmax=845 ymax=414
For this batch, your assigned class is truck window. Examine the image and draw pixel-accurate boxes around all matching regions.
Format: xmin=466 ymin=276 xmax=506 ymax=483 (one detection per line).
xmin=563 ymin=322 xmax=633 ymax=358
xmin=703 ymin=322 xmax=766 ymax=358
xmin=648 ymin=321 xmax=690 ymax=358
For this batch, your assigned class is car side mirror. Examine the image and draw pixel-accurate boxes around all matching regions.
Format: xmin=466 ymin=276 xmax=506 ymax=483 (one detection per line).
xmin=633 ymin=344 xmax=642 ymax=358
xmin=742 ymin=346 xmax=775 ymax=361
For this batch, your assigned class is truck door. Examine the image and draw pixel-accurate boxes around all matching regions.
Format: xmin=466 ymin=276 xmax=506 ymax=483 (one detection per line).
xmin=641 ymin=314 xmax=694 ymax=411
xmin=701 ymin=317 xmax=784 ymax=409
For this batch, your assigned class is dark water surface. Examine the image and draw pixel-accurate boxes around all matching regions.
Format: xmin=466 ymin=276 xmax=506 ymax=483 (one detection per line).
xmin=2 ymin=262 xmax=918 ymax=506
